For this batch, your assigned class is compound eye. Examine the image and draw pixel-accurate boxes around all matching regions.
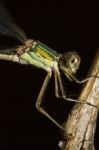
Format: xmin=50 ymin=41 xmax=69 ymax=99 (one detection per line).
xmin=69 ymin=55 xmax=79 ymax=66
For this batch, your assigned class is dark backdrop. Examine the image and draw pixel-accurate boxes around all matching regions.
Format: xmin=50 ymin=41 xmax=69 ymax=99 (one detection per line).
xmin=0 ymin=0 xmax=99 ymax=149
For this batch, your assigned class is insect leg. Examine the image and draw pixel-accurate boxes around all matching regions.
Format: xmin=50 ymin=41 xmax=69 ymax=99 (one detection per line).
xmin=55 ymin=72 xmax=97 ymax=107
xmin=54 ymin=71 xmax=66 ymax=98
xmin=54 ymin=71 xmax=61 ymax=98
xmin=70 ymin=74 xmax=99 ymax=84
xmin=36 ymin=72 xmax=62 ymax=129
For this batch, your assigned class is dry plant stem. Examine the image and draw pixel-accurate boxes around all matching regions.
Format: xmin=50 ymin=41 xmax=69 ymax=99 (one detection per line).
xmin=62 ymin=50 xmax=99 ymax=150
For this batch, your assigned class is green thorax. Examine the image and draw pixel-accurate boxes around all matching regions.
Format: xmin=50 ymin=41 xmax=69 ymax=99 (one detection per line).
xmin=19 ymin=40 xmax=59 ymax=70
xmin=31 ymin=40 xmax=58 ymax=61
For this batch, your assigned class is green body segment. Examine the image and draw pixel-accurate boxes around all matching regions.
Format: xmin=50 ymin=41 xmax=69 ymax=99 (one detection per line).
xmin=35 ymin=41 xmax=58 ymax=58
xmin=20 ymin=41 xmax=59 ymax=71
xmin=0 ymin=40 xmax=59 ymax=71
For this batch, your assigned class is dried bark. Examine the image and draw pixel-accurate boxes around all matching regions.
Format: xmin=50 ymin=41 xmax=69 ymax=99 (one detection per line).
xmin=59 ymin=50 xmax=99 ymax=150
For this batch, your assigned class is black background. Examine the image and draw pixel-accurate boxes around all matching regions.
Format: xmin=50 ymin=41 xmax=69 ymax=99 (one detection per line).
xmin=0 ymin=0 xmax=99 ymax=149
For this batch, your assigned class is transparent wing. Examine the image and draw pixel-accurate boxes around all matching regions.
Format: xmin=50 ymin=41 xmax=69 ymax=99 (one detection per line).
xmin=0 ymin=1 xmax=27 ymax=43
xmin=0 ymin=48 xmax=16 ymax=55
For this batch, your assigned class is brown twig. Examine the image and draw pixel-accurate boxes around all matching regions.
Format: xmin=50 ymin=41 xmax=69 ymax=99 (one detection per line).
xmin=59 ymin=50 xmax=99 ymax=150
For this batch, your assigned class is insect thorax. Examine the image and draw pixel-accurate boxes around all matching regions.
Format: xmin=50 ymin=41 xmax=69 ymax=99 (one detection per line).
xmin=16 ymin=39 xmax=59 ymax=72
xmin=16 ymin=39 xmax=34 ymax=56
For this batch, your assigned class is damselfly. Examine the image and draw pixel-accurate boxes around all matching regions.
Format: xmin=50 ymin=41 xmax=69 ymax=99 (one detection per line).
xmin=0 ymin=1 xmax=98 ymax=129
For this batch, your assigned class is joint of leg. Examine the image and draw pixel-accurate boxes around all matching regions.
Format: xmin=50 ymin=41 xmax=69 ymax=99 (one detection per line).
xmin=36 ymin=103 xmax=40 ymax=110
xmin=62 ymin=95 xmax=67 ymax=99
xmin=56 ymin=94 xmax=63 ymax=99
xmin=56 ymin=94 xmax=60 ymax=98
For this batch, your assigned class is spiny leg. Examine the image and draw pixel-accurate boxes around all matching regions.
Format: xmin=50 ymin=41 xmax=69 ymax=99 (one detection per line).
xmin=55 ymin=71 xmax=81 ymax=101
xmin=54 ymin=71 xmax=97 ymax=107
xmin=69 ymin=73 xmax=99 ymax=84
xmin=61 ymin=65 xmax=99 ymax=84
xmin=54 ymin=71 xmax=66 ymax=98
xmin=54 ymin=71 xmax=63 ymax=98
xmin=36 ymin=72 xmax=62 ymax=129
